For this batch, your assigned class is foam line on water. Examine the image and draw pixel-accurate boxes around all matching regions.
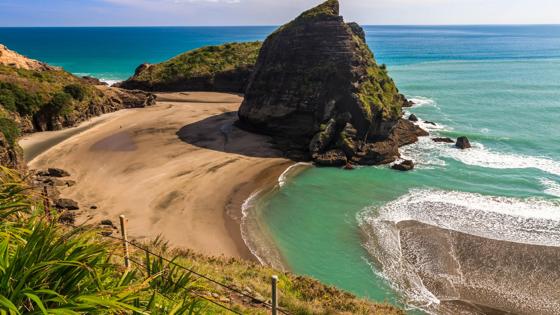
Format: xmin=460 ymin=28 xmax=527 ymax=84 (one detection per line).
xmin=100 ymin=79 xmax=119 ymax=86
xmin=278 ymin=162 xmax=312 ymax=187
xmin=240 ymin=189 xmax=268 ymax=266
xmin=358 ymin=189 xmax=560 ymax=312
xmin=360 ymin=189 xmax=560 ymax=247
xmin=541 ymin=178 xmax=560 ymax=197
xmin=402 ymin=130 xmax=560 ymax=176
xmin=409 ymin=96 xmax=438 ymax=108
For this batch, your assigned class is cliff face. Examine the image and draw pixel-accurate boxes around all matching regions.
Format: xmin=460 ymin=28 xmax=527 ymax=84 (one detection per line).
xmin=238 ymin=0 xmax=425 ymax=165
xmin=0 ymin=44 xmax=156 ymax=168
xmin=118 ymin=42 xmax=262 ymax=93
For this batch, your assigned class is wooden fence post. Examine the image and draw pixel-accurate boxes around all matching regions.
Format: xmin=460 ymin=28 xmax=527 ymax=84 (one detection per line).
xmin=119 ymin=215 xmax=130 ymax=269
xmin=271 ymin=275 xmax=278 ymax=315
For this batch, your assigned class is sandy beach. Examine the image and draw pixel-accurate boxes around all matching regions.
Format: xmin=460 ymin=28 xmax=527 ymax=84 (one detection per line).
xmin=22 ymin=92 xmax=292 ymax=259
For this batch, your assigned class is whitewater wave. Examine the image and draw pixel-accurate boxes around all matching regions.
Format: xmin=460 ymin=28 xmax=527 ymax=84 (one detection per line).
xmin=278 ymin=162 xmax=312 ymax=187
xmin=401 ymin=129 xmax=560 ymax=176
xmin=358 ymin=189 xmax=560 ymax=314
xmin=409 ymin=96 xmax=438 ymax=108
xmin=101 ymin=79 xmax=119 ymax=87
xmin=541 ymin=178 xmax=560 ymax=197
xmin=73 ymin=73 xmax=121 ymax=86
xmin=360 ymin=189 xmax=560 ymax=247
xmin=240 ymin=190 xmax=269 ymax=265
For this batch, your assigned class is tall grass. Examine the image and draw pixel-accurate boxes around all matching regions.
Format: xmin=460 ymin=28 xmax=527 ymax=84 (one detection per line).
xmin=0 ymin=167 xmax=204 ymax=314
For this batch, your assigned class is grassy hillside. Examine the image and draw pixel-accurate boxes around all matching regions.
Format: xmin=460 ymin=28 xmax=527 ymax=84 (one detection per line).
xmin=0 ymin=166 xmax=403 ymax=314
xmin=0 ymin=64 xmax=101 ymax=129
xmin=118 ymin=42 xmax=262 ymax=92
xmin=134 ymin=42 xmax=260 ymax=83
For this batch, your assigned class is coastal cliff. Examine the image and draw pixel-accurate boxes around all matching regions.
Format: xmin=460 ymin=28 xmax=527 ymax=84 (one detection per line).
xmin=0 ymin=44 xmax=156 ymax=168
xmin=238 ymin=0 xmax=426 ymax=166
xmin=117 ymin=41 xmax=261 ymax=93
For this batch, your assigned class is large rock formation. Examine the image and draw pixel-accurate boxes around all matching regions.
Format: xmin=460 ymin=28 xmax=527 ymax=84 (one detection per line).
xmin=238 ymin=0 xmax=426 ymax=165
xmin=117 ymin=42 xmax=262 ymax=93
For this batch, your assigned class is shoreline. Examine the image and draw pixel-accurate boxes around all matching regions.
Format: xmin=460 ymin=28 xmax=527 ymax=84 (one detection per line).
xmin=23 ymin=92 xmax=292 ymax=261
xmin=19 ymin=109 xmax=131 ymax=162
xmin=241 ymin=162 xmax=314 ymax=270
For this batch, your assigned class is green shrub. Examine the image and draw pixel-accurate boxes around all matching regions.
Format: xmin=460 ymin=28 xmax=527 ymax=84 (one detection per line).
xmin=0 ymin=89 xmax=17 ymax=112
xmin=64 ymin=84 xmax=87 ymax=101
xmin=48 ymin=91 xmax=73 ymax=115
xmin=0 ymin=118 xmax=20 ymax=147
xmin=0 ymin=167 xmax=205 ymax=314
xmin=0 ymin=82 xmax=42 ymax=116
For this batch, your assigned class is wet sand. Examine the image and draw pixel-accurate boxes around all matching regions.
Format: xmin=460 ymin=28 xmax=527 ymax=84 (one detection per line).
xmin=23 ymin=92 xmax=292 ymax=259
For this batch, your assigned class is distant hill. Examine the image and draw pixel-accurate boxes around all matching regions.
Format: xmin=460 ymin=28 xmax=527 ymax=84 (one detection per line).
xmin=118 ymin=41 xmax=262 ymax=93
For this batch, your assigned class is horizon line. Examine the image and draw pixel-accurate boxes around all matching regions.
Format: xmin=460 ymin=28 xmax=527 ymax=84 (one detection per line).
xmin=1 ymin=23 xmax=560 ymax=28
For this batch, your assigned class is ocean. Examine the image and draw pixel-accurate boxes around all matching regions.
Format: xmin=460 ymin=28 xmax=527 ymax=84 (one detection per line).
xmin=2 ymin=25 xmax=560 ymax=313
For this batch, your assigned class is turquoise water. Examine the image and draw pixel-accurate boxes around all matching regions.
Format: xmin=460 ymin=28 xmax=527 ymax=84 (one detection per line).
xmin=257 ymin=26 xmax=560 ymax=313
xmin=2 ymin=25 xmax=560 ymax=313
xmin=0 ymin=27 xmax=274 ymax=82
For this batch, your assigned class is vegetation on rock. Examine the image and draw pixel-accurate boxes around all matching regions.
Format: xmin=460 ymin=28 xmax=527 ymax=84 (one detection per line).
xmin=238 ymin=0 xmax=421 ymax=166
xmin=0 ymin=117 xmax=20 ymax=146
xmin=118 ymin=42 xmax=262 ymax=93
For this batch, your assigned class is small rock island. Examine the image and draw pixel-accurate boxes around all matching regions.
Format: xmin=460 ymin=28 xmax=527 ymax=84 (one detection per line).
xmin=238 ymin=0 xmax=427 ymax=166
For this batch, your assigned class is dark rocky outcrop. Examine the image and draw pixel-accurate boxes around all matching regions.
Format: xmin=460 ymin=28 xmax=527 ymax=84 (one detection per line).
xmin=403 ymin=99 xmax=415 ymax=108
xmin=408 ymin=114 xmax=418 ymax=122
xmin=432 ymin=137 xmax=454 ymax=143
xmin=117 ymin=42 xmax=262 ymax=93
xmin=238 ymin=0 xmax=425 ymax=166
xmin=55 ymin=198 xmax=79 ymax=210
xmin=392 ymin=160 xmax=414 ymax=171
xmin=456 ymin=136 xmax=472 ymax=149
xmin=81 ymin=76 xmax=108 ymax=86
xmin=37 ymin=168 xmax=70 ymax=178
xmin=315 ymin=149 xmax=348 ymax=167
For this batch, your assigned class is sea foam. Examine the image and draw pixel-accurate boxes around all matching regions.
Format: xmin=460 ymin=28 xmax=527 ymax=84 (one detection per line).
xmin=360 ymin=189 xmax=560 ymax=247
xmin=401 ymin=125 xmax=560 ymax=176
xmin=541 ymin=178 xmax=560 ymax=197
xmin=409 ymin=96 xmax=438 ymax=108
xmin=358 ymin=189 xmax=560 ymax=314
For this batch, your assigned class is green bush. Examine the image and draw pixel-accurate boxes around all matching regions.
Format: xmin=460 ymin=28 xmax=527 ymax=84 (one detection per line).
xmin=64 ymin=84 xmax=87 ymax=101
xmin=0 ymin=90 xmax=17 ymax=112
xmin=0 ymin=168 xmax=205 ymax=314
xmin=48 ymin=91 xmax=73 ymax=115
xmin=0 ymin=118 xmax=20 ymax=147
xmin=0 ymin=82 xmax=41 ymax=116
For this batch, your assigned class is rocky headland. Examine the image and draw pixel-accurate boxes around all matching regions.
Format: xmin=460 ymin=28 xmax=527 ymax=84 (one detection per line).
xmin=0 ymin=44 xmax=156 ymax=169
xmin=238 ymin=0 xmax=427 ymax=166
xmin=117 ymin=41 xmax=261 ymax=93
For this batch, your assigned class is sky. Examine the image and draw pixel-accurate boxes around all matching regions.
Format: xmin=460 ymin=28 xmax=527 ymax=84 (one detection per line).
xmin=0 ymin=0 xmax=559 ymax=27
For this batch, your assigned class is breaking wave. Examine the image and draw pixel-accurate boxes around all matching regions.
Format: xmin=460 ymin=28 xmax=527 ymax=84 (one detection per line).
xmin=402 ymin=125 xmax=560 ymax=177
xmin=541 ymin=178 xmax=560 ymax=197
xmin=358 ymin=189 xmax=560 ymax=314
xmin=409 ymin=96 xmax=438 ymax=108
xmin=278 ymin=162 xmax=312 ymax=187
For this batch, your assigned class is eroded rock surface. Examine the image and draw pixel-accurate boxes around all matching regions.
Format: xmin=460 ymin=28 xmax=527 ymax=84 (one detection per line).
xmin=238 ymin=0 xmax=426 ymax=166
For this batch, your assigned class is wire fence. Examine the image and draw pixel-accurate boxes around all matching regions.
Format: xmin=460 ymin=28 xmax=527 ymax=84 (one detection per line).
xmin=99 ymin=215 xmax=290 ymax=315
xmin=126 ymin=255 xmax=244 ymax=315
